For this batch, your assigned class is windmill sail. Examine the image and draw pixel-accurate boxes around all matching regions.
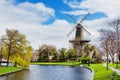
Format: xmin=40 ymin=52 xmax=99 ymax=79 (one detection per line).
xmin=67 ymin=13 xmax=91 ymax=37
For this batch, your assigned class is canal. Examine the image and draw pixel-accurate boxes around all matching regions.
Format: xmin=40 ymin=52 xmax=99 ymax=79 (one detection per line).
xmin=0 ymin=65 xmax=92 ymax=80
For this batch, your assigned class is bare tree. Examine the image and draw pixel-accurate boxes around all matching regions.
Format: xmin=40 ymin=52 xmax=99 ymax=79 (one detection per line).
xmin=99 ymin=19 xmax=120 ymax=69
xmin=99 ymin=29 xmax=114 ymax=70
xmin=108 ymin=19 xmax=120 ymax=68
xmin=109 ymin=20 xmax=120 ymax=57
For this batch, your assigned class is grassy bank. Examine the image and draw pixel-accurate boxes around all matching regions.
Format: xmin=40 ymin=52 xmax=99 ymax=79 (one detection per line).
xmin=89 ymin=64 xmax=120 ymax=80
xmin=109 ymin=63 xmax=120 ymax=70
xmin=0 ymin=66 xmax=22 ymax=75
xmin=31 ymin=62 xmax=81 ymax=66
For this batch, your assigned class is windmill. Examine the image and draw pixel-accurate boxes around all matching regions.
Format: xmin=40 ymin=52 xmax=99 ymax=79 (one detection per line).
xmin=67 ymin=13 xmax=91 ymax=58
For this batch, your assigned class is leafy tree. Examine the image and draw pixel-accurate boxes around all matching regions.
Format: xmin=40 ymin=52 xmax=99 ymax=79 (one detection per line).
xmin=58 ymin=48 xmax=67 ymax=61
xmin=37 ymin=44 xmax=57 ymax=62
xmin=66 ymin=49 xmax=75 ymax=61
xmin=1 ymin=29 xmax=32 ymax=68
xmin=91 ymin=46 xmax=102 ymax=63
xmin=81 ymin=44 xmax=100 ymax=64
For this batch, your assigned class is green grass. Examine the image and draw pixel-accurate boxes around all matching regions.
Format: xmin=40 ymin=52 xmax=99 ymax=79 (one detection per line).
xmin=88 ymin=64 xmax=120 ymax=80
xmin=109 ymin=63 xmax=120 ymax=70
xmin=0 ymin=66 xmax=22 ymax=75
xmin=31 ymin=62 xmax=81 ymax=66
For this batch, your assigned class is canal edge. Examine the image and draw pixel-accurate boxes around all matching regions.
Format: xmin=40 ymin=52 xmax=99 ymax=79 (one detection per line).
xmin=90 ymin=69 xmax=94 ymax=80
xmin=80 ymin=65 xmax=94 ymax=80
xmin=85 ymin=66 xmax=94 ymax=80
xmin=0 ymin=69 xmax=24 ymax=77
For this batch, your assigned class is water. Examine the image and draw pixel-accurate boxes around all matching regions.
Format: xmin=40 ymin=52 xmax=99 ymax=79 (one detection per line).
xmin=0 ymin=65 xmax=92 ymax=80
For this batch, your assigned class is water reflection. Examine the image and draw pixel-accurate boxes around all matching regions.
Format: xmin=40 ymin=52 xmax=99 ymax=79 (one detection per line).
xmin=0 ymin=65 xmax=92 ymax=80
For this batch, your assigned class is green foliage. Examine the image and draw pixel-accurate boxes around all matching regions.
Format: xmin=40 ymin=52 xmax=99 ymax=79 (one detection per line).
xmin=80 ymin=56 xmax=91 ymax=61
xmin=82 ymin=44 xmax=102 ymax=63
xmin=1 ymin=29 xmax=32 ymax=68
xmin=58 ymin=48 xmax=67 ymax=61
xmin=37 ymin=44 xmax=57 ymax=62
xmin=14 ymin=46 xmax=33 ymax=68
xmin=36 ymin=45 xmax=77 ymax=62
xmin=80 ymin=56 xmax=91 ymax=64
xmin=66 ymin=49 xmax=76 ymax=60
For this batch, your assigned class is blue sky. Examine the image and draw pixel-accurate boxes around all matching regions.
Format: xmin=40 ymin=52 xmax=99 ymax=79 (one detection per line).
xmin=14 ymin=0 xmax=106 ymax=24
xmin=18 ymin=0 xmax=73 ymax=25
xmin=0 ymin=0 xmax=120 ymax=49
xmin=15 ymin=0 xmax=72 ymax=24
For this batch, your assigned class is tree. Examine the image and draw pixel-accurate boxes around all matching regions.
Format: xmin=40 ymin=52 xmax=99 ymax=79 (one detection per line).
xmin=83 ymin=44 xmax=97 ymax=59
xmin=1 ymin=29 xmax=32 ymax=68
xmin=108 ymin=19 xmax=120 ymax=68
xmin=80 ymin=44 xmax=100 ymax=65
xmin=108 ymin=20 xmax=120 ymax=57
xmin=21 ymin=46 xmax=33 ymax=68
xmin=99 ymin=29 xmax=112 ymax=70
xmin=99 ymin=19 xmax=120 ymax=69
xmin=99 ymin=29 xmax=117 ymax=63
xmin=66 ymin=49 xmax=75 ymax=61
xmin=90 ymin=46 xmax=101 ymax=63
xmin=37 ymin=44 xmax=57 ymax=62
xmin=58 ymin=48 xmax=67 ymax=61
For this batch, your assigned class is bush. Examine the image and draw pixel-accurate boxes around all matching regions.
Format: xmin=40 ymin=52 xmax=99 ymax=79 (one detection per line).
xmin=80 ymin=56 xmax=91 ymax=64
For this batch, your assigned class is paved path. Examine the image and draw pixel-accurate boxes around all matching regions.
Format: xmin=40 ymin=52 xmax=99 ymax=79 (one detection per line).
xmin=103 ymin=64 xmax=120 ymax=76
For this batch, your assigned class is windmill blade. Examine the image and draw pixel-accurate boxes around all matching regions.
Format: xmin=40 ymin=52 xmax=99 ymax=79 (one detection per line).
xmin=67 ymin=27 xmax=76 ymax=37
xmin=67 ymin=14 xmax=77 ymax=24
xmin=82 ymin=27 xmax=91 ymax=35
xmin=80 ymin=13 xmax=90 ymax=23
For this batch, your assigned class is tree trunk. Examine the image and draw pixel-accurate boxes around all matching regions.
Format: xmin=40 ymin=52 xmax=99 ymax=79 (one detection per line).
xmin=6 ymin=44 xmax=11 ymax=67
xmin=0 ymin=54 xmax=2 ymax=67
xmin=106 ymin=52 xmax=109 ymax=71
xmin=116 ymin=55 xmax=120 ymax=68
xmin=112 ymin=57 xmax=114 ymax=64
xmin=14 ymin=61 xmax=17 ymax=67
xmin=0 ymin=48 xmax=2 ymax=67
xmin=6 ymin=55 xmax=10 ymax=67
xmin=118 ymin=55 xmax=120 ymax=61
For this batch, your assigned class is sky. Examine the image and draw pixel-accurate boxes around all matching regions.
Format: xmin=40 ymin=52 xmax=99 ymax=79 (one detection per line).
xmin=0 ymin=0 xmax=120 ymax=49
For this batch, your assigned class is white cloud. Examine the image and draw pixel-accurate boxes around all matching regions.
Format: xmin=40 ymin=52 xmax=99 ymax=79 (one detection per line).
xmin=63 ymin=0 xmax=81 ymax=9
xmin=81 ymin=17 xmax=109 ymax=45
xmin=0 ymin=0 xmax=75 ymax=50
xmin=0 ymin=0 xmax=69 ymax=49
xmin=62 ymin=10 xmax=88 ymax=16
xmin=20 ymin=19 xmax=72 ymax=49
xmin=0 ymin=0 xmax=55 ymax=25
xmin=63 ymin=0 xmax=120 ymax=19
xmin=80 ymin=0 xmax=120 ymax=19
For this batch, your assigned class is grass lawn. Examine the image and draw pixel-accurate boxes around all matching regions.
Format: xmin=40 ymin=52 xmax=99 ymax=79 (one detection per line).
xmin=31 ymin=62 xmax=81 ymax=66
xmin=109 ymin=63 xmax=120 ymax=70
xmin=89 ymin=64 xmax=120 ymax=80
xmin=0 ymin=66 xmax=22 ymax=75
